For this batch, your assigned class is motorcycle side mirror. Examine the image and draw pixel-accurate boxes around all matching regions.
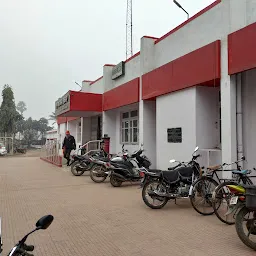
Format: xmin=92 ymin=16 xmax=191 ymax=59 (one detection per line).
xmin=194 ymin=146 xmax=199 ymax=153
xmin=169 ymin=159 xmax=176 ymax=163
xmin=36 ymin=215 xmax=54 ymax=230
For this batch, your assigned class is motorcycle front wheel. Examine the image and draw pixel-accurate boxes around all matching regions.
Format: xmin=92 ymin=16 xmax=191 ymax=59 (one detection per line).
xmin=70 ymin=161 xmax=85 ymax=176
xmin=142 ymin=180 xmax=168 ymax=209
xmin=235 ymin=206 xmax=256 ymax=251
xmin=90 ymin=165 xmax=108 ymax=183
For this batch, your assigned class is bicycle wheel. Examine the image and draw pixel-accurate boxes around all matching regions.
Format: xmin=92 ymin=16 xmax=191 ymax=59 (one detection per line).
xmin=212 ymin=180 xmax=243 ymax=225
xmin=190 ymin=176 xmax=218 ymax=215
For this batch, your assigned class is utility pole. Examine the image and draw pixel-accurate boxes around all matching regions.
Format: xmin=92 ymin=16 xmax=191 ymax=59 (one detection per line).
xmin=126 ymin=0 xmax=133 ymax=59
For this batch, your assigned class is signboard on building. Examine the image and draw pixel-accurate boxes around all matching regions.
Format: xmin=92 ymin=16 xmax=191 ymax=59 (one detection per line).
xmin=55 ymin=92 xmax=70 ymax=116
xmin=112 ymin=61 xmax=125 ymax=80
xmin=167 ymin=127 xmax=182 ymax=143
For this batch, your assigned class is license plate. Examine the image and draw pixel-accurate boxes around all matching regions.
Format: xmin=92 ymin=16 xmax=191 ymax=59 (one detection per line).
xmin=230 ymin=196 xmax=238 ymax=205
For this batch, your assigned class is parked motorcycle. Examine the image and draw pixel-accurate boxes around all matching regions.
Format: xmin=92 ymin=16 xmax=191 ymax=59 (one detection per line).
xmin=70 ymin=149 xmax=108 ymax=176
xmin=220 ymin=183 xmax=256 ymax=250
xmin=139 ymin=161 xmax=187 ymax=188
xmin=106 ymin=145 xmax=151 ymax=187
xmin=141 ymin=146 xmax=217 ymax=213
xmin=1 ymin=215 xmax=54 ymax=256
xmin=89 ymin=146 xmax=128 ymax=183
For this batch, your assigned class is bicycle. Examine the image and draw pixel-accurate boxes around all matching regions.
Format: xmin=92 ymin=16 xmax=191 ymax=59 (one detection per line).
xmin=211 ymin=157 xmax=255 ymax=225
xmin=189 ymin=156 xmax=249 ymax=216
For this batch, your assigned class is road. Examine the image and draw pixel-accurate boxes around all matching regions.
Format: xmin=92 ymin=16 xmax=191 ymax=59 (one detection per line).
xmin=0 ymin=156 xmax=254 ymax=256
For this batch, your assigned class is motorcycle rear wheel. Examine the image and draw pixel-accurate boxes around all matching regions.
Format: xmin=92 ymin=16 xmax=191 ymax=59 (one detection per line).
xmin=70 ymin=161 xmax=85 ymax=176
xmin=235 ymin=206 xmax=256 ymax=251
xmin=142 ymin=181 xmax=168 ymax=209
xmin=90 ymin=165 xmax=108 ymax=183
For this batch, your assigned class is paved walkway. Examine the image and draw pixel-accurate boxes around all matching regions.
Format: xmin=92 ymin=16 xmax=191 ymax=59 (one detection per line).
xmin=0 ymin=156 xmax=254 ymax=255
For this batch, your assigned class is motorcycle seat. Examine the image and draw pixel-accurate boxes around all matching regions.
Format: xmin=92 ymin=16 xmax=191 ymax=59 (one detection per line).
xmin=162 ymin=170 xmax=179 ymax=184
xmin=148 ymin=169 xmax=162 ymax=173
xmin=97 ymin=157 xmax=109 ymax=162
xmin=168 ymin=166 xmax=176 ymax=171
xmin=177 ymin=167 xmax=193 ymax=178
xmin=75 ymin=155 xmax=89 ymax=160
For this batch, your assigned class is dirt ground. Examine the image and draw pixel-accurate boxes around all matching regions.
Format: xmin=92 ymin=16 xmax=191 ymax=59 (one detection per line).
xmin=0 ymin=156 xmax=254 ymax=256
xmin=2 ymin=149 xmax=42 ymax=158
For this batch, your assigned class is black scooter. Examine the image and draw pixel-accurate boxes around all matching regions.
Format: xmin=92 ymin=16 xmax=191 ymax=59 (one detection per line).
xmin=109 ymin=145 xmax=151 ymax=187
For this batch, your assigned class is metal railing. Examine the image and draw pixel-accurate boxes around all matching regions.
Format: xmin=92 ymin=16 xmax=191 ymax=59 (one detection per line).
xmin=71 ymin=140 xmax=102 ymax=157
xmin=40 ymin=139 xmax=62 ymax=167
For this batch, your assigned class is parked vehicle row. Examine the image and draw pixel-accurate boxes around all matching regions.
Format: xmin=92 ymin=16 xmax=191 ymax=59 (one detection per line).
xmin=69 ymin=144 xmax=256 ymax=251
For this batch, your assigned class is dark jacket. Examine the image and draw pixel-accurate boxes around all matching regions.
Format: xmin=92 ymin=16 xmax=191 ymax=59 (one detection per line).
xmin=62 ymin=135 xmax=76 ymax=150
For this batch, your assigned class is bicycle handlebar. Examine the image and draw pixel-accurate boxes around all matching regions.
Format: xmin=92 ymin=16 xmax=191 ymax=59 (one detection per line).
xmin=223 ymin=157 xmax=245 ymax=167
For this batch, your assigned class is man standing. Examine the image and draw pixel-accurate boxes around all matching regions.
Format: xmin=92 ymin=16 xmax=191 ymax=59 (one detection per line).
xmin=62 ymin=130 xmax=76 ymax=166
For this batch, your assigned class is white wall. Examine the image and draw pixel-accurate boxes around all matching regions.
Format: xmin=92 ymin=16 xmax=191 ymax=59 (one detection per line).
xmin=102 ymin=111 xmax=116 ymax=154
xmin=58 ymin=122 xmax=67 ymax=154
xmin=156 ymin=87 xmax=196 ymax=170
xmin=242 ymin=69 xmax=256 ymax=179
xmin=81 ymin=117 xmax=91 ymax=145
xmin=142 ymin=101 xmax=156 ymax=168
xmin=103 ymin=103 xmax=139 ymax=155
xmin=196 ymin=86 xmax=220 ymax=149
xmin=112 ymin=56 xmax=140 ymax=89
xmin=46 ymin=131 xmax=58 ymax=140
xmin=154 ymin=0 xmax=256 ymax=71
xmin=89 ymin=78 xmax=104 ymax=94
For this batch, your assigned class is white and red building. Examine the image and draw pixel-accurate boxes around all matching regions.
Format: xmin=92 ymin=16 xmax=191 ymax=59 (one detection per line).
xmin=55 ymin=0 xmax=256 ymax=175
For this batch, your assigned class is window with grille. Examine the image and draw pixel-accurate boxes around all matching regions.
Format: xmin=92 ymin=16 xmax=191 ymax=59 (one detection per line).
xmin=121 ymin=110 xmax=139 ymax=144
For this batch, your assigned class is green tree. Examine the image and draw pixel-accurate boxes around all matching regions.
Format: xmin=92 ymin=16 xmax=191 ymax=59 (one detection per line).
xmin=22 ymin=117 xmax=38 ymax=147
xmin=19 ymin=117 xmax=52 ymax=147
xmin=16 ymin=101 xmax=27 ymax=115
xmin=0 ymin=85 xmax=22 ymax=136
xmin=48 ymin=111 xmax=57 ymax=125
xmin=38 ymin=117 xmax=52 ymax=137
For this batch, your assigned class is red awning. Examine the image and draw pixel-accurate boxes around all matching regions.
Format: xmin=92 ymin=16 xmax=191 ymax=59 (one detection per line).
xmin=55 ymin=90 xmax=102 ymax=117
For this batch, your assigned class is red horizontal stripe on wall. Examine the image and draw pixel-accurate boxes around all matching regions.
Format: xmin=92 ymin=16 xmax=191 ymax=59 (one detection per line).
xmin=228 ymin=22 xmax=256 ymax=74
xmin=142 ymin=40 xmax=220 ymax=100
xmin=103 ymin=78 xmax=140 ymax=111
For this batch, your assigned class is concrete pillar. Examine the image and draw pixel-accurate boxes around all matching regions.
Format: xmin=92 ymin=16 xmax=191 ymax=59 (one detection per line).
xmin=139 ymin=36 xmax=157 ymax=168
xmin=220 ymin=37 xmax=237 ymax=179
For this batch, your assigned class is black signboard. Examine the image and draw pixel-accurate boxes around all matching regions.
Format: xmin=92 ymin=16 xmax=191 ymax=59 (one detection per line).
xmin=167 ymin=127 xmax=182 ymax=143
xmin=112 ymin=61 xmax=125 ymax=80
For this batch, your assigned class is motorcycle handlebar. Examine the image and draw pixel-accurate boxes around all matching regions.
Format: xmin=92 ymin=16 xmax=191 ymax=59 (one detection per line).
xmin=23 ymin=244 xmax=34 ymax=252
xmin=16 ymin=247 xmax=34 ymax=256
xmin=193 ymin=154 xmax=201 ymax=160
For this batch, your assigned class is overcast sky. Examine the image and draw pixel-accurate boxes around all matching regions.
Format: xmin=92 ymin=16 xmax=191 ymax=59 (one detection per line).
xmin=0 ymin=0 xmax=216 ymax=120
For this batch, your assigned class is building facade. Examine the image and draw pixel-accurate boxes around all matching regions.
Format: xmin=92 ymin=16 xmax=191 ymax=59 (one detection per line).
xmin=55 ymin=0 xmax=256 ymax=175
